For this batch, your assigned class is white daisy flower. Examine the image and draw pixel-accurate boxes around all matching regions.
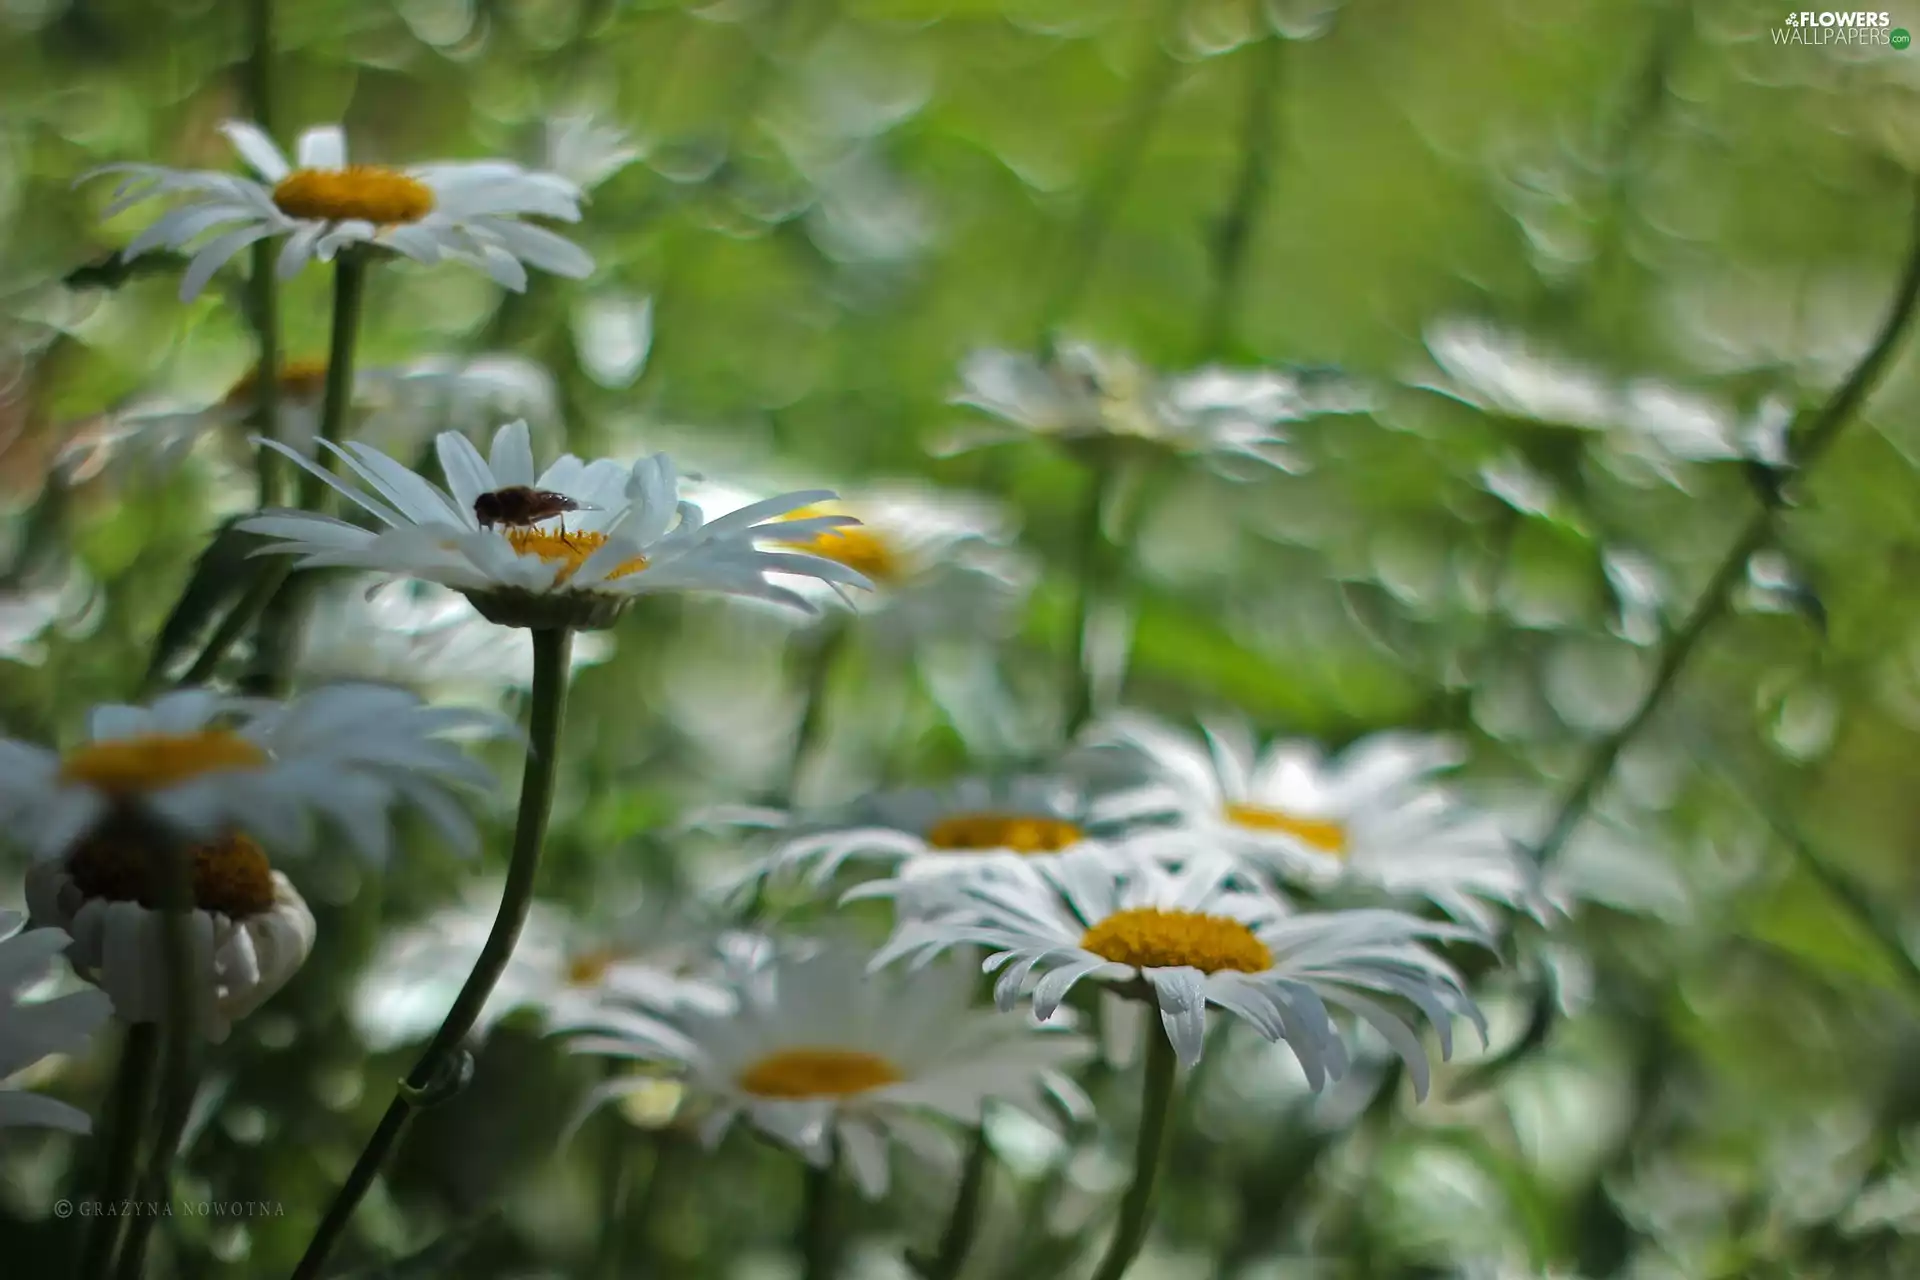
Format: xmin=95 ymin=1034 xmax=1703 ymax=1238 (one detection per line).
xmin=0 ymin=685 xmax=504 ymax=865
xmin=543 ymin=115 xmax=643 ymax=192
xmin=682 ymin=476 xmax=1034 ymax=646
xmin=706 ymin=775 xmax=1138 ymax=903
xmin=347 ymin=884 xmax=733 ymax=1052
xmin=26 ymin=839 xmax=315 ymax=1043
xmin=1090 ymin=712 xmax=1541 ymax=934
xmin=84 ymin=121 xmax=591 ymax=301
xmin=0 ymin=911 xmax=111 ymax=1132
xmin=573 ymin=941 xmax=1094 ymax=1198
xmin=945 ymin=342 xmax=1370 ymax=475
xmin=238 ymin=420 xmax=871 ymax=631
xmin=868 ymin=857 xmax=1483 ymax=1096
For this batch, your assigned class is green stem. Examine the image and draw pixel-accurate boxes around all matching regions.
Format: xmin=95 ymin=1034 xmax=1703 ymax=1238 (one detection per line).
xmin=592 ymin=1062 xmax=631 ymax=1280
xmin=1063 ymin=454 xmax=1114 ymax=737
xmin=1532 ymin=179 xmax=1920 ymax=869
xmin=787 ymin=620 xmax=848 ymax=800
xmin=113 ymin=831 xmax=203 ymax=1280
xmin=245 ymin=0 xmax=280 ymax=509
xmin=249 ymin=252 xmax=368 ymax=697
xmin=167 ymin=563 xmax=291 ymax=693
xmin=75 ymin=1023 xmax=161 ymax=1280
xmin=288 ymin=627 xmax=575 ymax=1280
xmin=917 ymin=1121 xmax=992 ymax=1280
xmin=1197 ymin=30 xmax=1283 ymax=361
xmin=799 ymin=1145 xmax=841 ymax=1280
xmin=1086 ymin=1029 xmax=1180 ymax=1280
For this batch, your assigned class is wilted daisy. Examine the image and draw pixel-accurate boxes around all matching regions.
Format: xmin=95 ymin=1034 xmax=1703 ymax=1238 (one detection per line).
xmin=349 ymin=885 xmax=734 ymax=1052
xmin=85 ymin=121 xmax=591 ymax=300
xmin=1091 ymin=713 xmax=1540 ymax=933
xmin=573 ymin=941 xmax=1094 ymax=1197
xmin=0 ymin=911 xmax=111 ymax=1131
xmin=869 ymin=857 xmax=1482 ymax=1095
xmin=240 ymin=420 xmax=871 ymax=631
xmin=0 ymin=685 xmax=503 ymax=864
xmin=945 ymin=342 xmax=1370 ymax=475
xmin=683 ymin=476 xmax=1033 ymax=646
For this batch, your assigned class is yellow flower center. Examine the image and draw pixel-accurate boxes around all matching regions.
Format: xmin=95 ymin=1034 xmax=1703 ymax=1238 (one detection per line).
xmin=565 ymin=948 xmax=621 ymax=988
xmin=68 ymin=827 xmax=277 ymax=918
xmin=59 ymin=730 xmax=268 ymax=795
xmin=777 ymin=506 xmax=901 ymax=585
xmin=223 ymin=359 xmax=330 ymax=408
xmin=504 ymin=528 xmax=648 ymax=584
xmin=271 ymin=166 xmax=435 ymax=224
xmin=1080 ymin=907 xmax=1274 ymax=974
xmin=1224 ymin=803 xmax=1348 ymax=857
xmin=736 ymin=1047 xmax=905 ymax=1099
xmin=924 ymin=812 xmax=1084 ymax=854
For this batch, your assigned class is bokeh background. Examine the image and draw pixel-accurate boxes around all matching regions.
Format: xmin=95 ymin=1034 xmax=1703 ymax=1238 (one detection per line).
xmin=5 ymin=0 xmax=1920 ymax=1276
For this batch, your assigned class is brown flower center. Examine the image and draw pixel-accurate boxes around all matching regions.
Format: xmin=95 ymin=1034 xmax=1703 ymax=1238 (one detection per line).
xmin=924 ymin=812 xmax=1084 ymax=854
xmin=736 ymin=1048 xmax=904 ymax=1099
xmin=776 ymin=506 xmax=901 ymax=585
xmin=504 ymin=529 xmax=648 ymax=584
xmin=223 ymin=359 xmax=330 ymax=409
xmin=1224 ymin=803 xmax=1348 ymax=857
xmin=59 ymin=730 xmax=268 ymax=795
xmin=67 ymin=826 xmax=277 ymax=918
xmin=271 ymin=166 xmax=435 ymax=224
xmin=1080 ymin=907 xmax=1273 ymax=974
xmin=565 ymin=948 xmax=622 ymax=988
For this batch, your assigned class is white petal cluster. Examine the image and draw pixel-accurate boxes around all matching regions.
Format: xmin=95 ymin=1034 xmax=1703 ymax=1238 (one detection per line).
xmin=0 ymin=911 xmax=111 ymax=1132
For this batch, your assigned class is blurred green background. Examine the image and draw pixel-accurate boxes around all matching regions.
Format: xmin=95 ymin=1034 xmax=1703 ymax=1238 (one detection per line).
xmin=5 ymin=0 xmax=1920 ymax=1276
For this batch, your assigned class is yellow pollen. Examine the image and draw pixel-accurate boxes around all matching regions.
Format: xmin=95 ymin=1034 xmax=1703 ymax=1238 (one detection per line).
xmin=224 ymin=359 xmax=330 ymax=408
xmin=59 ymin=730 xmax=268 ymax=795
xmin=1223 ymin=803 xmax=1348 ymax=857
xmin=503 ymin=528 xmax=648 ymax=584
xmin=777 ymin=506 xmax=901 ymax=585
xmin=68 ymin=829 xmax=277 ymax=918
xmin=736 ymin=1047 xmax=905 ymax=1099
xmin=924 ymin=812 xmax=1084 ymax=855
xmin=271 ymin=166 xmax=435 ymax=224
xmin=1080 ymin=907 xmax=1274 ymax=975
xmin=565 ymin=948 xmax=621 ymax=988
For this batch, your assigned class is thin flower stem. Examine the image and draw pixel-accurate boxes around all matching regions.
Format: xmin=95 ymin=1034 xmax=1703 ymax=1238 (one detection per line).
xmin=591 ymin=1063 xmax=631 ymax=1280
xmin=289 ymin=627 xmax=575 ymax=1280
xmin=787 ymin=619 xmax=849 ymax=800
xmin=244 ymin=0 xmax=281 ymax=509
xmin=113 ymin=832 xmax=203 ymax=1280
xmin=170 ymin=562 xmax=291 ymax=693
xmin=1087 ymin=1028 xmax=1180 ymax=1280
xmin=1532 ymin=179 xmax=1920 ymax=870
xmin=1197 ymin=28 xmax=1283 ymax=361
xmin=74 ymin=1023 xmax=160 ymax=1280
xmin=799 ymin=1144 xmax=841 ymax=1280
xmin=1063 ymin=452 xmax=1114 ymax=737
xmin=916 ymin=1120 xmax=993 ymax=1280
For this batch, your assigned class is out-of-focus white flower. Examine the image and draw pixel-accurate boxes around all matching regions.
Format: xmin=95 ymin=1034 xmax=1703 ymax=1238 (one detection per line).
xmin=0 ymin=685 xmax=504 ymax=864
xmin=544 ymin=115 xmax=644 ymax=192
xmin=241 ymin=421 xmax=870 ymax=631
xmin=869 ymin=857 xmax=1483 ymax=1096
xmin=348 ymin=885 xmax=734 ymax=1052
xmin=945 ymin=342 xmax=1371 ymax=475
xmin=682 ymin=477 xmax=1034 ymax=647
xmin=572 ymin=941 xmax=1094 ymax=1198
xmin=1090 ymin=712 xmax=1542 ymax=934
xmin=27 ymin=843 xmax=314 ymax=1043
xmin=0 ymin=911 xmax=110 ymax=1131
xmin=84 ymin=121 xmax=591 ymax=299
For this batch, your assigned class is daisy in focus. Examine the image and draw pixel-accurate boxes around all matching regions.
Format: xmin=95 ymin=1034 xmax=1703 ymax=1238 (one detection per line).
xmin=682 ymin=477 xmax=1035 ymax=648
xmin=0 ymin=911 xmax=111 ymax=1131
xmin=84 ymin=121 xmax=591 ymax=300
xmin=945 ymin=342 xmax=1371 ymax=475
xmin=240 ymin=420 xmax=871 ymax=631
xmin=868 ymin=857 xmax=1482 ymax=1095
xmin=1090 ymin=712 xmax=1541 ymax=934
xmin=569 ymin=941 xmax=1094 ymax=1197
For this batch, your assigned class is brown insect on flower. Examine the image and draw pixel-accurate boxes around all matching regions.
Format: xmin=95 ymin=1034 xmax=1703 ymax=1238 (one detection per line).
xmin=473 ymin=486 xmax=590 ymax=531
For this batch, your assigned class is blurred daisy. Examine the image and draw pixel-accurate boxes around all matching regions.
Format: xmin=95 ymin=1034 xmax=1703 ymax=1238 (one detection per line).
xmin=869 ymin=857 xmax=1482 ymax=1095
xmin=0 ymin=911 xmax=111 ymax=1131
xmin=946 ymin=343 xmax=1370 ymax=475
xmin=240 ymin=420 xmax=870 ymax=631
xmin=0 ymin=685 xmax=504 ymax=865
xmin=543 ymin=115 xmax=643 ymax=192
xmin=26 ymin=830 xmax=315 ymax=1042
xmin=1091 ymin=713 xmax=1540 ymax=934
xmin=349 ymin=885 xmax=732 ymax=1052
xmin=683 ymin=477 xmax=1034 ymax=646
xmin=85 ymin=121 xmax=591 ymax=300
xmin=574 ymin=942 xmax=1094 ymax=1197
xmin=707 ymin=775 xmax=1135 ymax=901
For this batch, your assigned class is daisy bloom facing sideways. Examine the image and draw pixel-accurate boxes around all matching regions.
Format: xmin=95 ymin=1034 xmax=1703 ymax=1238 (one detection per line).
xmin=867 ymin=857 xmax=1483 ymax=1096
xmin=84 ymin=121 xmax=590 ymax=300
xmin=1090 ymin=712 xmax=1541 ymax=934
xmin=0 ymin=685 xmax=504 ymax=865
xmin=0 ymin=911 xmax=111 ymax=1131
xmin=240 ymin=420 xmax=871 ymax=631
xmin=569 ymin=941 xmax=1094 ymax=1198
